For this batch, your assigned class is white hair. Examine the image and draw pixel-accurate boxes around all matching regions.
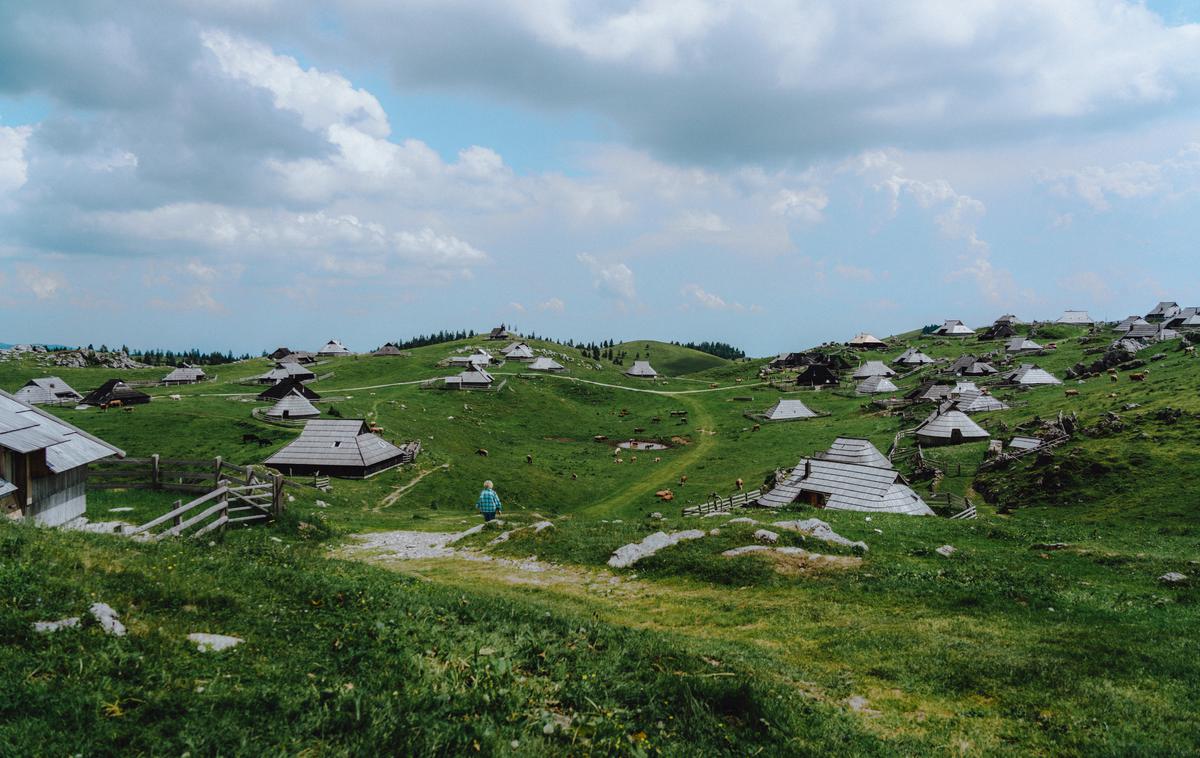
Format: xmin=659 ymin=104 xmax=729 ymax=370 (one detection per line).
xmin=483 ymin=480 xmax=493 ymax=489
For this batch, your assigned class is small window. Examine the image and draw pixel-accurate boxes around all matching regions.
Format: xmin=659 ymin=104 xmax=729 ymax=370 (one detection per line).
xmin=332 ymin=441 xmax=341 ymax=448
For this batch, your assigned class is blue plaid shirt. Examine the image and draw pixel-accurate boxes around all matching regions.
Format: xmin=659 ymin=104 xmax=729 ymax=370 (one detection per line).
xmin=476 ymin=488 xmax=502 ymax=514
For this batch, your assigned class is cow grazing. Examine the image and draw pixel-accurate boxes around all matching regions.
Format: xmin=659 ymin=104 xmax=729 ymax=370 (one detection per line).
xmin=1130 ymin=372 xmax=1147 ymax=382
xmin=476 ymin=448 xmax=489 ymax=456
xmin=1064 ymin=389 xmax=1080 ymax=397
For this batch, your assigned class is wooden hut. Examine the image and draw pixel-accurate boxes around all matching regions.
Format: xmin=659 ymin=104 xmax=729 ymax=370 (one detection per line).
xmin=759 ymin=399 xmax=817 ymax=421
xmin=79 ymin=379 xmax=150 ymax=407
xmin=318 ymin=339 xmax=352 ymax=356
xmin=1145 ymin=302 xmax=1180 ymax=323
xmin=933 ymin=319 xmax=976 ymax=337
xmin=0 ymin=390 xmax=123 ymax=525
xmin=846 ymin=333 xmax=887 ymax=350
xmin=625 ymin=361 xmax=658 ymax=378
xmin=371 ymin=343 xmax=405 ymax=356
xmin=444 ymin=369 xmax=495 ymax=389
xmin=258 ymin=377 xmax=321 ymax=401
xmin=1002 ymin=363 xmax=1062 ymax=386
xmin=257 ymin=362 xmax=316 ymax=384
xmin=1005 ymin=337 xmax=1043 ymax=355
xmin=755 ymin=437 xmax=932 ymax=516
xmin=856 ymin=375 xmax=899 ymax=394
xmin=161 ymin=366 xmax=206 ymax=385
xmin=795 ymin=365 xmax=840 ymax=387
xmin=503 ymin=342 xmax=535 ymax=361
xmin=265 ymin=391 xmax=321 ymax=420
xmin=528 ymin=356 xmax=565 ymax=372
xmin=1056 ymin=310 xmax=1094 ymax=326
xmin=486 ymin=324 xmax=513 ymax=341
xmin=12 ymin=377 xmax=82 ymax=406
xmin=894 ymin=347 xmax=935 ymax=366
xmin=265 ymin=419 xmax=414 ymax=478
xmin=852 ymin=360 xmax=896 ymax=379
xmin=916 ymin=409 xmax=990 ymax=446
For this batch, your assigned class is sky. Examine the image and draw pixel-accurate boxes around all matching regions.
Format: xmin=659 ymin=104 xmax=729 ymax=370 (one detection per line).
xmin=1 ymin=0 xmax=1199 ymax=357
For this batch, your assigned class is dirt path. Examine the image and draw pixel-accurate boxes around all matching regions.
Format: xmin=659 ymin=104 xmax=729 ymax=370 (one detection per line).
xmin=375 ymin=464 xmax=451 ymax=510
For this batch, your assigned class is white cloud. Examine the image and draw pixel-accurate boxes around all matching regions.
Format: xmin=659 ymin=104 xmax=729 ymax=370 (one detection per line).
xmin=17 ymin=265 xmax=66 ymax=299
xmin=1041 ymin=142 xmax=1200 ymax=210
xmin=201 ymin=29 xmax=389 ymax=138
xmin=578 ymin=253 xmax=636 ymax=300
xmin=833 ymin=264 xmax=876 ymax=282
xmin=679 ymin=283 xmax=754 ymax=312
xmin=0 ymin=125 xmax=33 ymax=195
xmin=539 ymin=297 xmax=566 ymax=313
xmin=509 ymin=301 xmax=526 ymax=313
xmin=770 ymin=187 xmax=828 ymax=223
xmin=669 ymin=210 xmax=729 ymax=234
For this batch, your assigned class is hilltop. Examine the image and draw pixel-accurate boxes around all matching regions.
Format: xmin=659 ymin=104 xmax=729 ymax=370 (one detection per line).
xmin=3 ymin=321 xmax=1199 ymax=754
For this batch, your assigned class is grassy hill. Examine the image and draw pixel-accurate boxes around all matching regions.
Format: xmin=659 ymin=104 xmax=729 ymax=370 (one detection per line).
xmin=3 ymin=324 xmax=1200 ymax=753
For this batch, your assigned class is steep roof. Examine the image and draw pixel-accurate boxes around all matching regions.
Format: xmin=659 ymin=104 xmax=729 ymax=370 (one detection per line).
xmin=257 ymin=377 xmax=321 ymax=401
xmin=12 ymin=377 xmax=82 ymax=406
xmin=851 ymin=360 xmax=896 ymax=379
xmin=318 ymin=339 xmax=351 ymax=355
xmin=266 ymin=391 xmax=321 ymax=419
xmin=162 ymin=366 xmax=206 ymax=383
xmin=894 ymin=347 xmax=935 ymax=365
xmin=1057 ymin=310 xmax=1094 ymax=325
xmin=952 ymin=388 xmax=1009 ymax=413
xmin=260 ymin=362 xmax=315 ymax=383
xmin=995 ymin=314 xmax=1020 ymax=325
xmin=855 ymin=375 xmax=899 ymax=394
xmin=1003 ymin=363 xmax=1062 ymax=385
xmin=0 ymin=390 xmax=123 ymax=472
xmin=1147 ymin=301 xmax=1180 ymax=318
xmin=906 ymin=380 xmax=952 ymax=403
xmin=847 ymin=333 xmax=887 ymax=348
xmin=505 ymin=343 xmax=535 ymax=360
xmin=758 ymin=438 xmax=931 ymax=515
xmin=1115 ymin=316 xmax=1148 ymax=332
xmin=79 ymin=379 xmax=151 ymax=406
xmin=795 ymin=365 xmax=840 ymax=386
xmin=1005 ymin=337 xmax=1043 ymax=353
xmin=818 ymin=437 xmax=891 ymax=467
xmin=761 ymin=399 xmax=817 ymax=421
xmin=916 ymin=409 xmax=990 ymax=442
xmin=371 ymin=343 xmax=404 ymax=356
xmin=528 ymin=356 xmax=565 ymax=371
xmin=265 ymin=419 xmax=404 ymax=470
xmin=446 ymin=369 xmax=494 ymax=386
xmin=625 ymin=360 xmax=658 ymax=377
xmin=934 ymin=319 xmax=976 ymax=336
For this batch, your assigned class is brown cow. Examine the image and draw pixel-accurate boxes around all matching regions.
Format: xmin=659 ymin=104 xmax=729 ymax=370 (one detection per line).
xmin=1130 ymin=372 xmax=1147 ymax=382
xmin=1064 ymin=389 xmax=1080 ymax=397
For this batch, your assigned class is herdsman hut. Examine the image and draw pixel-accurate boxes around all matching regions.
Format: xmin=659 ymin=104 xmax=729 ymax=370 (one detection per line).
xmin=795 ymin=364 xmax=840 ymax=388
xmin=528 ymin=356 xmax=565 ymax=372
xmin=933 ymin=319 xmax=976 ymax=337
xmin=856 ymin=375 xmax=899 ymax=394
xmin=1146 ymin=301 xmax=1180 ymax=323
xmin=759 ymin=398 xmax=817 ymax=421
xmin=846 ymin=333 xmax=887 ymax=350
xmin=371 ymin=343 xmax=404 ymax=356
xmin=894 ymin=347 xmax=935 ymax=366
xmin=13 ymin=377 xmax=83 ymax=406
xmin=756 ymin=437 xmax=933 ymax=516
xmin=257 ymin=361 xmax=315 ymax=384
xmin=161 ymin=365 xmax=206 ymax=385
xmin=1005 ymin=337 xmax=1043 ymax=355
xmin=502 ymin=342 xmax=535 ymax=361
xmin=265 ymin=390 xmax=321 ymax=420
xmin=318 ymin=339 xmax=351 ymax=356
xmin=916 ymin=408 xmax=990 ymax=446
xmin=79 ymin=379 xmax=150 ymax=407
xmin=0 ymin=390 xmax=124 ymax=525
xmin=851 ymin=360 xmax=895 ymax=379
xmin=1002 ymin=363 xmax=1063 ymax=386
xmin=265 ymin=419 xmax=416 ymax=478
xmin=444 ymin=369 xmax=495 ymax=390
xmin=486 ymin=324 xmax=514 ymax=341
xmin=625 ymin=361 xmax=658 ymax=378
xmin=1057 ymin=310 xmax=1094 ymax=326
xmin=257 ymin=377 xmax=321 ymax=402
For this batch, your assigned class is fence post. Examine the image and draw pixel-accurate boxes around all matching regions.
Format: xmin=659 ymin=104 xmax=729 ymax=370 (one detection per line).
xmin=212 ymin=456 xmax=222 ymax=489
xmin=171 ymin=499 xmax=182 ymax=529
xmin=272 ymin=474 xmax=284 ymax=517
xmin=244 ymin=464 xmax=255 ymax=485
xmin=151 ymin=454 xmax=160 ymax=490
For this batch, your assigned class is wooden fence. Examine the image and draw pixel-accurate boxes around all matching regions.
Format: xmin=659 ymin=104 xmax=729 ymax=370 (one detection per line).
xmin=89 ymin=454 xmax=276 ymax=494
xmin=682 ymin=489 xmax=758 ymax=517
xmin=125 ymin=477 xmax=283 ymax=540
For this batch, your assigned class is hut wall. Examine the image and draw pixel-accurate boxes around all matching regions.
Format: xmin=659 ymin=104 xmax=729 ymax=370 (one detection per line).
xmin=27 ymin=465 xmax=88 ymax=526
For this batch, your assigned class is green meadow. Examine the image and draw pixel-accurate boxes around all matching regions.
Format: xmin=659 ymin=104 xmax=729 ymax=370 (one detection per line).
xmin=3 ymin=326 xmax=1199 ymax=755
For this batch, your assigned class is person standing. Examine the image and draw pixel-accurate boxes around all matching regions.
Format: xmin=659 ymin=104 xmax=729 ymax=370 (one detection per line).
xmin=476 ymin=480 xmax=502 ymax=522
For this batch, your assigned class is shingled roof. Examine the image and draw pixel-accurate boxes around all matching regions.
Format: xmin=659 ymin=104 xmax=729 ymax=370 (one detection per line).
xmin=265 ymin=419 xmax=410 ymax=477
xmin=1057 ymin=310 xmax=1094 ymax=325
xmin=1005 ymin=337 xmax=1043 ymax=354
xmin=161 ymin=366 xmax=206 ymax=384
xmin=894 ymin=347 xmax=935 ymax=365
xmin=1002 ymin=363 xmax=1062 ymax=386
xmin=0 ymin=390 xmax=123 ymax=473
xmin=916 ymin=409 xmax=990 ymax=445
xmin=846 ymin=333 xmax=887 ymax=349
xmin=856 ymin=375 xmax=899 ymax=394
xmin=265 ymin=391 xmax=321 ymax=419
xmin=12 ymin=377 xmax=82 ymax=406
xmin=79 ymin=379 xmax=151 ymax=407
xmin=760 ymin=399 xmax=817 ymax=421
xmin=756 ymin=437 xmax=932 ymax=516
xmin=528 ymin=356 xmax=565 ymax=372
xmin=318 ymin=339 xmax=351 ymax=356
xmin=851 ymin=360 xmax=896 ymax=379
xmin=257 ymin=378 xmax=321 ymax=401
xmin=934 ymin=319 xmax=976 ymax=336
xmin=625 ymin=360 xmax=658 ymax=378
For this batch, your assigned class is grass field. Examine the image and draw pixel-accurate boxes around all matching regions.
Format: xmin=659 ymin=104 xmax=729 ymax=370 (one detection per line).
xmin=3 ymin=326 xmax=1199 ymax=754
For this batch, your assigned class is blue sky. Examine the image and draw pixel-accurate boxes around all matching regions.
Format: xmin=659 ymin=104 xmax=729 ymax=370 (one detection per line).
xmin=1 ymin=1 xmax=1199 ymax=356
